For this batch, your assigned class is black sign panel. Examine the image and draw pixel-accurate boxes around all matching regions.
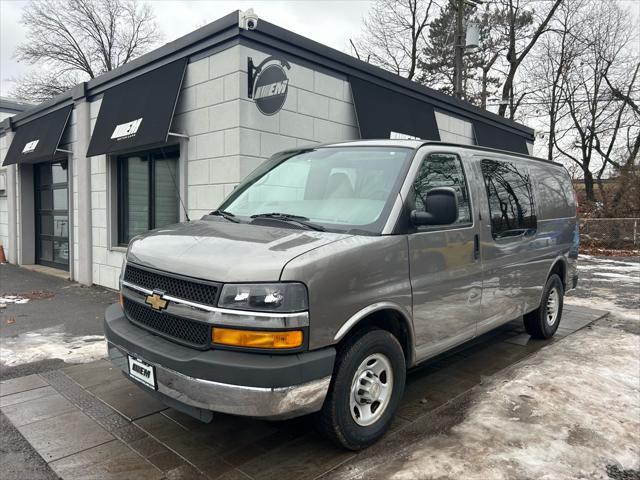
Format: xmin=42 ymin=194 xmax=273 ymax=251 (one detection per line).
xmin=349 ymin=77 xmax=440 ymax=141
xmin=248 ymin=56 xmax=291 ymax=116
xmin=86 ymin=58 xmax=187 ymax=157
xmin=473 ymin=120 xmax=529 ymax=154
xmin=3 ymin=105 xmax=72 ymax=166
xmin=254 ymin=64 xmax=289 ymax=115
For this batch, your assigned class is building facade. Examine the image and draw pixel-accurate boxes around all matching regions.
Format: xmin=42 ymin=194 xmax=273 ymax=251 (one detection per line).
xmin=0 ymin=11 xmax=534 ymax=290
xmin=0 ymin=97 xmax=32 ymax=254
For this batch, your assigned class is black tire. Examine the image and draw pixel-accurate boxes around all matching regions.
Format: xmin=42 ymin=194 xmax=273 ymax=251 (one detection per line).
xmin=316 ymin=328 xmax=406 ymax=450
xmin=524 ymin=273 xmax=564 ymax=339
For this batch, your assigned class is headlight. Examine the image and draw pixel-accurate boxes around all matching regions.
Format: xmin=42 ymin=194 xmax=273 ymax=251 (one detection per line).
xmin=217 ymin=283 xmax=308 ymax=312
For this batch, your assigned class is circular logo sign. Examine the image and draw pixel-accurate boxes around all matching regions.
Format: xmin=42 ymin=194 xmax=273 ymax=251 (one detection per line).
xmin=253 ymin=64 xmax=289 ymax=116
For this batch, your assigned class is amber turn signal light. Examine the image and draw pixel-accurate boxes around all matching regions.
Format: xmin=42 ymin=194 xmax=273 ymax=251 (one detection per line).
xmin=212 ymin=328 xmax=303 ymax=349
xmin=119 ymin=293 xmax=124 ymax=308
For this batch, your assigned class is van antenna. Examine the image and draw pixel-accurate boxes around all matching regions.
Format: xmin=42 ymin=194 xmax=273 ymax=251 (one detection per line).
xmin=160 ymin=147 xmax=190 ymax=222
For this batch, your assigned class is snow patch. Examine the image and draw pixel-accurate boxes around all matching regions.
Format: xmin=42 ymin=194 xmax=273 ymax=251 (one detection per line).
xmin=565 ymin=294 xmax=639 ymax=322
xmin=578 ymin=255 xmax=640 ymax=268
xmin=591 ymin=271 xmax=640 ymax=283
xmin=366 ymin=326 xmax=640 ymax=480
xmin=578 ymin=263 xmax=640 ymax=273
xmin=0 ymin=295 xmax=30 ymax=305
xmin=0 ymin=327 xmax=107 ymax=366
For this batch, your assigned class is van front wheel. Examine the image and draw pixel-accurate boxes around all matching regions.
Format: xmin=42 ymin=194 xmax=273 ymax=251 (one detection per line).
xmin=316 ymin=329 xmax=406 ymax=450
xmin=524 ymin=273 xmax=564 ymax=339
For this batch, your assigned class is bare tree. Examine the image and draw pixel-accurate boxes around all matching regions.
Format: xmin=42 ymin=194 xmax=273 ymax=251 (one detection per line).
xmin=495 ymin=0 xmax=563 ymax=119
xmin=352 ymin=0 xmax=437 ymax=80
xmin=11 ymin=0 xmax=161 ymax=103
xmin=11 ymin=71 xmax=83 ymax=103
xmin=601 ymin=61 xmax=640 ymax=218
xmin=524 ymin=0 xmax=586 ymax=161
xmin=551 ymin=0 xmax=638 ymax=203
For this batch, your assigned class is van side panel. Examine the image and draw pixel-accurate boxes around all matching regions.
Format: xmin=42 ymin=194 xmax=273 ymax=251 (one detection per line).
xmin=529 ymin=163 xmax=579 ymax=298
xmin=474 ymin=154 xmax=578 ymax=333
xmin=473 ymin=156 xmax=530 ymax=331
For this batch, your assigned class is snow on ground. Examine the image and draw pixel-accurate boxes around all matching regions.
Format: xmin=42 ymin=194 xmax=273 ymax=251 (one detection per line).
xmin=378 ymin=325 xmax=640 ymax=480
xmin=0 ymin=327 xmax=106 ymax=366
xmin=337 ymin=255 xmax=640 ymax=480
xmin=0 ymin=296 xmax=30 ymax=305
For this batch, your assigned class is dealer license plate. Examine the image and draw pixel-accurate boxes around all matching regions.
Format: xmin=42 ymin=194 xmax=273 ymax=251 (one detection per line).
xmin=128 ymin=355 xmax=156 ymax=390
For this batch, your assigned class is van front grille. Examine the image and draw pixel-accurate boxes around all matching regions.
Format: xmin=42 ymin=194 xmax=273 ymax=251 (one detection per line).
xmin=123 ymin=264 xmax=220 ymax=306
xmin=123 ymin=298 xmax=211 ymax=348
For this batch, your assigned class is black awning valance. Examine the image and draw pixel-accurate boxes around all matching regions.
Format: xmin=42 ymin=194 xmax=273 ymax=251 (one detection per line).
xmin=86 ymin=58 xmax=187 ymax=157
xmin=349 ymin=76 xmax=440 ymax=141
xmin=473 ymin=120 xmax=528 ymax=154
xmin=2 ymin=105 xmax=73 ymax=166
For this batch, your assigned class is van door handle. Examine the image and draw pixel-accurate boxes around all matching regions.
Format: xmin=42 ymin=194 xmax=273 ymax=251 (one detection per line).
xmin=473 ymin=234 xmax=480 ymax=261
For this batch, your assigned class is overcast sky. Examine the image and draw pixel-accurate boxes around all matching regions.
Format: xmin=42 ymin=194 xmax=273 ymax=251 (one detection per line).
xmin=0 ymin=0 xmax=373 ymax=97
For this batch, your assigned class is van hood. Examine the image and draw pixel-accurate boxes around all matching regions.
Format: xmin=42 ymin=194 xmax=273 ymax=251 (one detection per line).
xmin=126 ymin=219 xmax=352 ymax=283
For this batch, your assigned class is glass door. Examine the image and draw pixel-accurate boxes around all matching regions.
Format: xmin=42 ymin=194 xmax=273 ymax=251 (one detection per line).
xmin=35 ymin=160 xmax=69 ymax=270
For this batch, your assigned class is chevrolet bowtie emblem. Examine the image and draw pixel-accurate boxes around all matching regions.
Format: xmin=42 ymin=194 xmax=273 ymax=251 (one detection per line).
xmin=145 ymin=292 xmax=168 ymax=311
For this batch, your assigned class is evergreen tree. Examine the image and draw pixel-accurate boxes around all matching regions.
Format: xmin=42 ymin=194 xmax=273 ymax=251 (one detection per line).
xmin=417 ymin=4 xmax=530 ymax=109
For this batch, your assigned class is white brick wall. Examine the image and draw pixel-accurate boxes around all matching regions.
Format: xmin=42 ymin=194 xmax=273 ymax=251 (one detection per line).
xmin=0 ymin=134 xmax=8 ymax=250
xmin=170 ymin=44 xmax=360 ymax=233
xmin=1 ymin=45 xmax=361 ymax=289
xmin=435 ymin=110 xmax=475 ymax=145
xmin=88 ymin=97 xmax=124 ymax=290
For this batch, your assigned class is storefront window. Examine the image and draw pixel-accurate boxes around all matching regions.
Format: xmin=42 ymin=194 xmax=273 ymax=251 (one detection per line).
xmin=117 ymin=147 xmax=180 ymax=245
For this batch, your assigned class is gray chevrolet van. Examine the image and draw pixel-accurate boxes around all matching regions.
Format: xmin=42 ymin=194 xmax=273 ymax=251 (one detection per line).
xmin=105 ymin=140 xmax=579 ymax=449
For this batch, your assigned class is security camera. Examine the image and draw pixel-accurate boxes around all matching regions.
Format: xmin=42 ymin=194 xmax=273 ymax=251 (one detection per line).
xmin=239 ymin=9 xmax=259 ymax=30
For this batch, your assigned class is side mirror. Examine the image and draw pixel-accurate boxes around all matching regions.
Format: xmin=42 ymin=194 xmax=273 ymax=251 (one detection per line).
xmin=411 ymin=187 xmax=458 ymax=226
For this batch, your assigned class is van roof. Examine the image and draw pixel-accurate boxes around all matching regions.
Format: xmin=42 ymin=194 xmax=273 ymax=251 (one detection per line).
xmin=300 ymin=139 xmax=559 ymax=167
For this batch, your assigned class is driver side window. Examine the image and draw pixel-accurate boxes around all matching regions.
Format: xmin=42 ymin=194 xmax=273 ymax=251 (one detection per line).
xmin=413 ymin=153 xmax=472 ymax=225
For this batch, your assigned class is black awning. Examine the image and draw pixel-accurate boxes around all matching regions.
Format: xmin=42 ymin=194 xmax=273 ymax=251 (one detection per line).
xmin=2 ymin=105 xmax=73 ymax=166
xmin=349 ymin=76 xmax=440 ymax=141
xmin=86 ymin=58 xmax=187 ymax=157
xmin=473 ymin=120 xmax=528 ymax=154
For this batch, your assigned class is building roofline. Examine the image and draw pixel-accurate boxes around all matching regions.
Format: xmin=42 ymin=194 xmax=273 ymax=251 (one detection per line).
xmin=1 ymin=11 xmax=240 ymax=133
xmin=0 ymin=97 xmax=34 ymax=114
xmin=241 ymin=21 xmax=533 ymax=139
xmin=1 ymin=9 xmax=533 ymax=141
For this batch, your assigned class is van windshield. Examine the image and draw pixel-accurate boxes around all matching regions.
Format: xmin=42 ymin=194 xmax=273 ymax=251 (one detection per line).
xmin=219 ymin=147 xmax=413 ymax=234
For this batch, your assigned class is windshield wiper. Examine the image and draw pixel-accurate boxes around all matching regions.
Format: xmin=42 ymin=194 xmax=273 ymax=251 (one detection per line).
xmin=209 ymin=210 xmax=240 ymax=223
xmin=250 ymin=212 xmax=326 ymax=231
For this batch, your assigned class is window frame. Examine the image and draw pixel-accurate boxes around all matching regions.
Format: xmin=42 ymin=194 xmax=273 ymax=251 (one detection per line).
xmin=116 ymin=146 xmax=180 ymax=246
xmin=409 ymin=151 xmax=475 ymax=233
xmin=480 ymin=158 xmax=538 ymax=240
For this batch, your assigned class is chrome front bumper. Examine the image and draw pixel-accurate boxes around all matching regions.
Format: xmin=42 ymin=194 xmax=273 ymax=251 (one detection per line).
xmin=108 ymin=342 xmax=331 ymax=420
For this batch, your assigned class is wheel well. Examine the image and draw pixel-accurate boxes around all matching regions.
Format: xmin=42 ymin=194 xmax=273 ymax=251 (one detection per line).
xmin=549 ymin=260 xmax=567 ymax=288
xmin=338 ymin=309 xmax=412 ymax=367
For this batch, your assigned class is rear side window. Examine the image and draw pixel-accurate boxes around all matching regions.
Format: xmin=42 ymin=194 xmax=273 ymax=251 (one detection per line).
xmin=481 ymin=159 xmax=537 ymax=238
xmin=414 ymin=153 xmax=472 ymax=226
xmin=529 ymin=164 xmax=576 ymax=219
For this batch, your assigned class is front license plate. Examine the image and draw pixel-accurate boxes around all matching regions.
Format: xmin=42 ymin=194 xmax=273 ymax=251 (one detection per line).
xmin=128 ymin=355 xmax=156 ymax=390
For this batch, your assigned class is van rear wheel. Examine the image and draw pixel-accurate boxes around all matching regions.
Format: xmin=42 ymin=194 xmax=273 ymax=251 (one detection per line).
xmin=524 ymin=273 xmax=564 ymax=339
xmin=316 ymin=329 xmax=406 ymax=450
